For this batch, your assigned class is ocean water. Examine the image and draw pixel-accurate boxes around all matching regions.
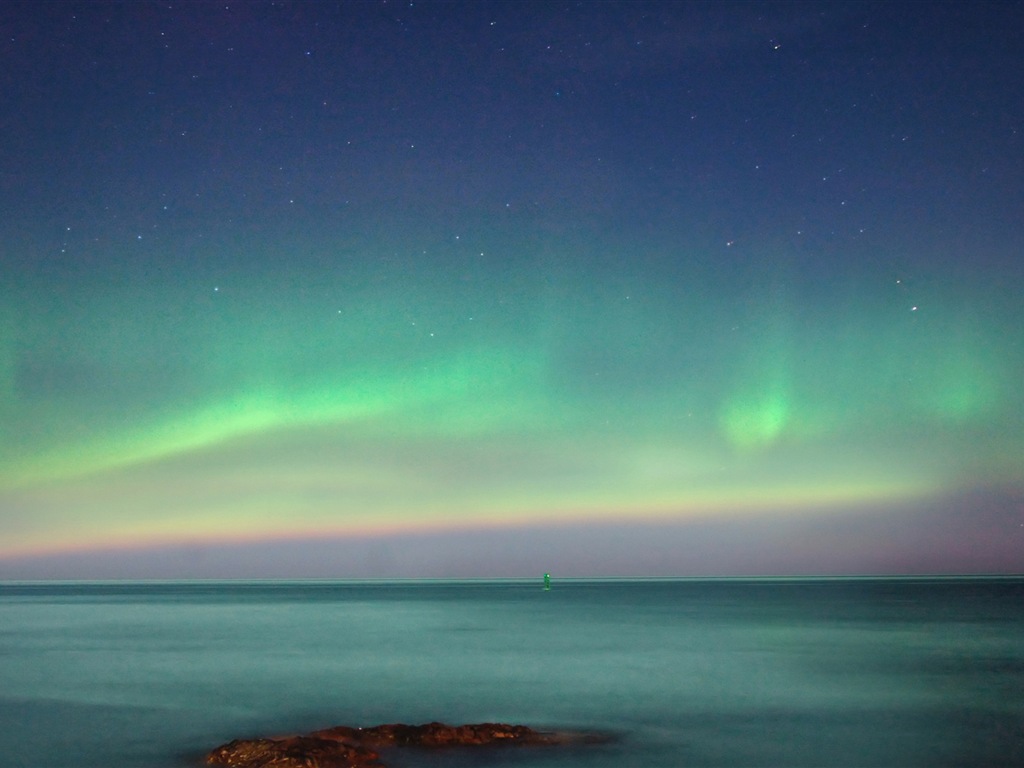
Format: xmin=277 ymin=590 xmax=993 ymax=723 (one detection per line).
xmin=1 ymin=578 xmax=1022 ymax=768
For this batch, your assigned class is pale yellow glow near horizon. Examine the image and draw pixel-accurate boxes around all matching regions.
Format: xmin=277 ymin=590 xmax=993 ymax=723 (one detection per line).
xmin=0 ymin=428 xmax=948 ymax=560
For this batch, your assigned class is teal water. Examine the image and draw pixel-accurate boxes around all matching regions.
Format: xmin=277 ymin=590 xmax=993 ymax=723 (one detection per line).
xmin=1 ymin=578 xmax=1022 ymax=767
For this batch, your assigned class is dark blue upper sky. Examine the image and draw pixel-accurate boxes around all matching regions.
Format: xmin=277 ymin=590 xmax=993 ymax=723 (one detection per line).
xmin=6 ymin=1 xmax=1022 ymax=252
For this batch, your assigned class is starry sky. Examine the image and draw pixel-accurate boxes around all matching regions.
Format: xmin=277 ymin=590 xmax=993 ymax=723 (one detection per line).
xmin=1 ymin=1 xmax=1022 ymax=579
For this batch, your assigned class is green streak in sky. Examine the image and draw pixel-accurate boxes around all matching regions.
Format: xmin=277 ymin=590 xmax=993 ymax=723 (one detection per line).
xmin=3 ymin=239 xmax=1023 ymax=564
xmin=919 ymin=320 xmax=1004 ymax=424
xmin=718 ymin=282 xmax=794 ymax=449
xmin=720 ymin=387 xmax=791 ymax=449
xmin=3 ymin=343 xmax=542 ymax=489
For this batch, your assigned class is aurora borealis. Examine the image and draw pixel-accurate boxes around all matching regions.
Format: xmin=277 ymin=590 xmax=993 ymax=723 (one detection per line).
xmin=2 ymin=2 xmax=1022 ymax=577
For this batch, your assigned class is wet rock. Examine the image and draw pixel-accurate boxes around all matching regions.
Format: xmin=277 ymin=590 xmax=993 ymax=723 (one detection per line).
xmin=206 ymin=721 xmax=603 ymax=768
xmin=205 ymin=735 xmax=382 ymax=768
xmin=311 ymin=721 xmax=551 ymax=747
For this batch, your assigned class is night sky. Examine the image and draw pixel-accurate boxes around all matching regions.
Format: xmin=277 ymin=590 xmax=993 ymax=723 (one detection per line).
xmin=2 ymin=1 xmax=1022 ymax=579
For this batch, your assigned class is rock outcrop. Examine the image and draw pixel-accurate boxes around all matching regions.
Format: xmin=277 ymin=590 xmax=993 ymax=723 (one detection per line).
xmin=206 ymin=721 xmax=601 ymax=768
xmin=312 ymin=721 xmax=555 ymax=747
xmin=207 ymin=736 xmax=382 ymax=768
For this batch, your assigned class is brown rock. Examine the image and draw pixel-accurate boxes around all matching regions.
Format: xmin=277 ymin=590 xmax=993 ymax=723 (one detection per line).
xmin=207 ymin=721 xmax=606 ymax=768
xmin=311 ymin=721 xmax=551 ymax=747
xmin=205 ymin=736 xmax=382 ymax=768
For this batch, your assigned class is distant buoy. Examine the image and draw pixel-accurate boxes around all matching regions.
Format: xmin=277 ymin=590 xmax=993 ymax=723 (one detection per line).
xmin=543 ymin=573 xmax=551 ymax=591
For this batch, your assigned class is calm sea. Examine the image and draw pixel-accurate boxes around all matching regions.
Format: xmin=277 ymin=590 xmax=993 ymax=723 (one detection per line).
xmin=1 ymin=578 xmax=1022 ymax=768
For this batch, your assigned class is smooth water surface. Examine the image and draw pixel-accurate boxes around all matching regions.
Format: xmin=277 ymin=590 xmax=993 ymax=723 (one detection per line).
xmin=1 ymin=578 xmax=1022 ymax=767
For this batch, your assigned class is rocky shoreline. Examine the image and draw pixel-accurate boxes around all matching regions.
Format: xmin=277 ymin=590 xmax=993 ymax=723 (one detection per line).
xmin=206 ymin=721 xmax=607 ymax=768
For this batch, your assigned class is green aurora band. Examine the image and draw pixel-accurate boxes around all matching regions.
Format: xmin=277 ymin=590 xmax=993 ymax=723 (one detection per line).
xmin=2 ymin=236 xmax=1022 ymax=558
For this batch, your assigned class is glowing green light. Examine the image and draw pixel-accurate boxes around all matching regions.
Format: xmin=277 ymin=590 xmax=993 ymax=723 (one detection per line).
xmin=2 ymin=343 xmax=543 ymax=489
xmin=720 ymin=389 xmax=790 ymax=449
xmin=923 ymin=352 xmax=1002 ymax=423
